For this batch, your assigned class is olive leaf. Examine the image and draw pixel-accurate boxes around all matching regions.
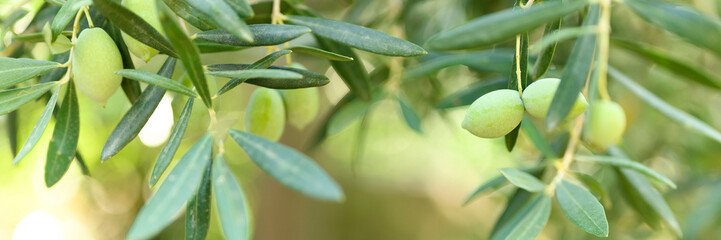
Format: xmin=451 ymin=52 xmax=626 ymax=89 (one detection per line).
xmin=498 ymin=168 xmax=546 ymax=192
xmin=520 ymin=116 xmax=556 ymax=159
xmin=184 ymin=0 xmax=254 ymax=42
xmin=396 ymin=95 xmax=422 ymax=133
xmin=213 ymin=50 xmax=292 ymax=96
xmin=531 ymin=16 xmax=561 ymax=79
xmin=208 ymin=69 xmax=302 ymax=81
xmin=575 ymin=155 xmax=676 ymax=189
xmin=186 ymin=160 xmax=212 ymax=240
xmin=285 ymin=15 xmax=426 ymax=57
xmin=194 ymin=24 xmax=310 ymax=46
xmin=116 ymin=69 xmax=198 ymax=97
xmin=213 ymin=155 xmax=253 ymax=240
xmin=101 ymin=58 xmax=177 ymax=161
xmin=194 ymin=39 xmax=248 ymax=53
xmin=228 ymin=129 xmax=344 ymax=201
xmin=94 ymin=0 xmax=178 ymax=58
xmin=51 ymin=0 xmax=91 ymax=42
xmin=315 ymin=36 xmax=372 ymax=101
xmin=556 ymin=179 xmax=609 ymax=237
xmin=13 ymin=87 xmax=60 ymax=165
xmin=103 ymin=22 xmax=141 ymax=104
xmin=0 ymin=58 xmax=62 ymax=89
xmin=403 ymin=50 xmax=514 ymax=81
xmin=44 ymin=83 xmax=79 ymax=188
xmin=490 ymin=194 xmax=552 ymax=240
xmin=574 ymin=172 xmax=608 ymax=203
xmin=463 ymin=174 xmax=508 ymax=206
xmin=435 ymin=77 xmax=507 ymax=109
xmin=225 ymin=0 xmax=254 ymax=18
xmin=150 ymin=98 xmax=194 ymax=187
xmin=0 ymin=82 xmax=57 ymax=115
xmin=287 ymin=45 xmax=354 ymax=61
xmin=209 ymin=64 xmax=330 ymax=90
xmin=160 ymin=0 xmax=215 ymax=31
xmin=126 ymin=134 xmax=213 ymax=240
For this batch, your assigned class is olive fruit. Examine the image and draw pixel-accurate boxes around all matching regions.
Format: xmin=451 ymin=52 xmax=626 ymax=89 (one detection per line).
xmin=586 ymin=100 xmax=626 ymax=149
xmin=121 ymin=0 xmax=162 ymax=62
xmin=245 ymin=88 xmax=286 ymax=141
xmin=522 ymin=78 xmax=588 ymax=120
xmin=72 ymin=28 xmax=123 ymax=107
xmin=281 ymin=88 xmax=319 ymax=130
xmin=462 ymin=89 xmax=524 ymax=138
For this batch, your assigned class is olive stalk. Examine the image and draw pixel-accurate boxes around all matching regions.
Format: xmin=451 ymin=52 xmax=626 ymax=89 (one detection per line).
xmin=596 ymin=0 xmax=612 ymax=102
xmin=512 ymin=0 xmax=535 ymax=95
xmin=545 ymin=114 xmax=585 ymax=195
xmin=58 ymin=7 xmax=89 ymax=84
xmin=271 ymin=0 xmax=292 ymax=65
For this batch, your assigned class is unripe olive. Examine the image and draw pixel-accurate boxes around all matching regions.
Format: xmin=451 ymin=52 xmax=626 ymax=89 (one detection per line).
xmin=522 ymin=78 xmax=588 ymax=120
xmin=462 ymin=89 xmax=524 ymax=138
xmin=121 ymin=0 xmax=162 ymax=62
xmin=586 ymin=100 xmax=626 ymax=149
xmin=72 ymin=28 xmax=123 ymax=107
xmin=280 ymin=87 xmax=319 ymax=130
xmin=245 ymin=88 xmax=286 ymax=141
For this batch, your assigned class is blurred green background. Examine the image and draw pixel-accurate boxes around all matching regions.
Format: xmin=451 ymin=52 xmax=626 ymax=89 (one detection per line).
xmin=3 ymin=0 xmax=721 ymax=239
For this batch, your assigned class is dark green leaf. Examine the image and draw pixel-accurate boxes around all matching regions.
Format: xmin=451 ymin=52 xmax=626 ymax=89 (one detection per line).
xmin=101 ymin=58 xmax=177 ymax=161
xmin=612 ymin=38 xmax=721 ymax=90
xmin=575 ymin=155 xmax=676 ymax=189
xmin=7 ymin=110 xmax=17 ymax=158
xmin=161 ymin=0 xmax=215 ymax=31
xmin=194 ymin=24 xmax=310 ymax=46
xmin=546 ymin=4 xmax=599 ymax=130
xmin=625 ymin=0 xmax=721 ymax=57
xmin=435 ymin=77 xmax=507 ymax=109
xmin=404 ymin=50 xmax=513 ymax=82
xmin=150 ymin=98 xmax=194 ymax=187
xmin=505 ymin=125 xmax=521 ymax=152
xmin=287 ymin=45 xmax=353 ymax=61
xmin=116 ymin=69 xmax=198 ymax=97
xmin=609 ymin=67 xmax=721 ymax=144
xmin=94 ymin=0 xmax=178 ymax=58
xmin=213 ymin=50 xmax=292 ymax=95
xmin=491 ymin=194 xmax=552 ymax=240
xmin=194 ymin=39 xmax=248 ymax=53
xmin=556 ymin=179 xmax=609 ymax=237
xmin=51 ymin=0 xmax=91 ymax=41
xmin=530 ymin=26 xmax=596 ymax=54
xmin=520 ymin=116 xmax=556 ymax=159
xmin=225 ymin=0 xmax=254 ymax=18
xmin=315 ymin=36 xmax=371 ymax=101
xmin=573 ymin=172 xmax=608 ymax=203
xmin=213 ymin=155 xmax=252 ymax=240
xmin=0 ymin=58 xmax=61 ymax=89
xmin=532 ymin=18 xmax=561 ymax=79
xmin=396 ymin=95 xmax=422 ymax=133
xmin=158 ymin=5 xmax=212 ymax=108
xmin=44 ymin=82 xmax=79 ymax=187
xmin=308 ymin=92 xmax=354 ymax=150
xmin=498 ymin=168 xmax=546 ymax=192
xmin=0 ymin=82 xmax=57 ymax=115
xmin=126 ymin=134 xmax=213 ymax=240
xmin=185 ymin=0 xmax=254 ymax=42
xmin=13 ymin=87 xmax=60 ymax=165
xmin=186 ymin=160 xmax=212 ymax=240
xmin=424 ymin=0 xmax=589 ymax=51
xmin=463 ymin=174 xmax=507 ymax=206
xmin=209 ymin=64 xmax=330 ymax=90
xmin=229 ymin=129 xmax=344 ymax=201
xmin=285 ymin=15 xmax=426 ymax=57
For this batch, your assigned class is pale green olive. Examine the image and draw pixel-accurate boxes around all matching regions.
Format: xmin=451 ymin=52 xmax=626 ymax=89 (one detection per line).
xmin=462 ymin=89 xmax=524 ymax=138
xmin=522 ymin=78 xmax=588 ymax=120
xmin=586 ymin=100 xmax=626 ymax=149
xmin=121 ymin=0 xmax=162 ymax=62
xmin=72 ymin=28 xmax=123 ymax=107
xmin=280 ymin=87 xmax=319 ymax=130
xmin=245 ymin=88 xmax=286 ymax=141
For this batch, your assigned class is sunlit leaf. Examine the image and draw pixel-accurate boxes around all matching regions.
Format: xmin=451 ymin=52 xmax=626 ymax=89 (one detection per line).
xmin=13 ymin=87 xmax=60 ymax=165
xmin=0 ymin=82 xmax=57 ymax=115
xmin=161 ymin=0 xmax=215 ymax=30
xmin=208 ymin=64 xmax=329 ymax=90
xmin=287 ymin=46 xmax=353 ymax=61
xmin=150 ymin=97 xmax=194 ymax=187
xmin=0 ymin=58 xmax=61 ymax=89
xmin=51 ymin=0 xmax=91 ymax=41
xmin=194 ymin=24 xmax=310 ymax=47
xmin=575 ymin=155 xmax=676 ymax=189
xmin=116 ymin=69 xmax=198 ymax=97
xmin=491 ymin=194 xmax=552 ymax=240
xmin=44 ymin=83 xmax=79 ymax=188
xmin=186 ymin=160 xmax=212 ymax=240
xmin=184 ymin=0 xmax=254 ymax=42
xmin=556 ymin=179 xmax=609 ymax=237
xmin=498 ymin=168 xmax=546 ymax=192
xmin=213 ymin=155 xmax=252 ymax=240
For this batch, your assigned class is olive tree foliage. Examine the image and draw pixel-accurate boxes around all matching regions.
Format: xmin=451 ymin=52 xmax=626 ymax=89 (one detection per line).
xmin=3 ymin=0 xmax=721 ymax=239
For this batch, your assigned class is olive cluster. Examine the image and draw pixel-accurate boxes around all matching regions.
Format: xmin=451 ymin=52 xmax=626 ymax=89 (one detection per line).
xmin=462 ymin=78 xmax=626 ymax=149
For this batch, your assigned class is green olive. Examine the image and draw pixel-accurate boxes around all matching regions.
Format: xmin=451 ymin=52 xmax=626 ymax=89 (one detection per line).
xmin=586 ymin=100 xmax=626 ymax=149
xmin=121 ymin=0 xmax=162 ymax=62
xmin=522 ymin=78 xmax=588 ymax=120
xmin=72 ymin=28 xmax=123 ymax=107
xmin=280 ymin=87 xmax=319 ymax=130
xmin=245 ymin=88 xmax=286 ymax=141
xmin=462 ymin=89 xmax=524 ymax=138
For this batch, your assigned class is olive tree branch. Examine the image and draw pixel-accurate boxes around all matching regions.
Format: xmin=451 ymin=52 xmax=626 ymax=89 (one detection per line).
xmin=596 ymin=0 xmax=612 ymax=101
xmin=545 ymin=114 xmax=585 ymax=195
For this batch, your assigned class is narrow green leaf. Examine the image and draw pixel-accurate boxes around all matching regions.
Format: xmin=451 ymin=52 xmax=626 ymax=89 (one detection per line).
xmin=209 ymin=64 xmax=330 ymax=90
xmin=315 ymin=36 xmax=372 ymax=101
xmin=424 ymin=0 xmax=589 ymax=51
xmin=161 ymin=0 xmax=215 ymax=31
xmin=7 ymin=110 xmax=17 ymax=158
xmin=212 ymin=50 xmax=292 ymax=95
xmin=13 ymin=31 xmax=72 ymax=42
xmin=186 ymin=160 xmax=212 ymax=240
xmin=194 ymin=39 xmax=248 ymax=53
xmin=248 ymin=50 xmax=293 ymax=69
xmin=0 ymin=82 xmax=57 ymax=115
xmin=101 ymin=58 xmax=177 ymax=161
xmin=612 ymin=39 xmax=721 ymax=90
xmin=228 ymin=129 xmax=344 ymax=201
xmin=150 ymin=98 xmax=194 ymax=187
xmin=103 ymin=22 xmax=141 ymax=103
xmin=51 ymin=0 xmax=91 ymax=41
xmin=556 ymin=179 xmax=609 ymax=237
xmin=326 ymin=90 xmax=385 ymax=135
xmin=39 ymin=53 xmax=69 ymax=84
xmin=520 ymin=116 xmax=556 ymax=159
xmin=94 ymin=0 xmax=178 ymax=58
xmin=287 ymin=45 xmax=354 ymax=61
xmin=505 ymin=126 xmax=521 ymax=152
xmin=126 ymin=134 xmax=213 ymax=240
xmin=530 ymin=26 xmax=596 ymax=54
xmin=491 ymin=189 xmax=533 ymax=236
xmin=463 ymin=175 xmax=508 ymax=206
xmin=499 ymin=168 xmax=546 ymax=192
xmin=194 ymin=24 xmax=310 ymax=47
xmin=0 ymin=58 xmax=61 ymax=89
xmin=184 ymin=0 xmax=254 ymax=42
xmin=116 ymin=69 xmax=198 ymax=98
xmin=308 ymin=92 xmax=354 ymax=149
xmin=682 ymin=180 xmax=721 ymax=240
xmin=575 ymin=155 xmax=676 ymax=189
xmin=612 ymin=147 xmax=682 ymax=236
xmin=158 ymin=5 xmax=212 ymax=108
xmin=625 ymin=0 xmax=721 ymax=57
xmin=213 ymin=155 xmax=252 ymax=240
xmin=208 ymin=69 xmax=302 ymax=81
xmin=491 ymin=194 xmax=552 ymax=240
xmin=435 ymin=77 xmax=507 ymax=109
xmin=13 ymin=87 xmax=60 ymax=165
xmin=2 ymin=9 xmax=29 ymax=29
xmin=285 ymin=15 xmax=426 ymax=57
xmin=396 ymin=95 xmax=422 ymax=133
xmin=403 ymin=50 xmax=514 ymax=81
xmin=44 ymin=83 xmax=79 ymax=188
xmin=573 ymin=172 xmax=608 ymax=203
xmin=609 ymin=67 xmax=721 ymax=144
xmin=546 ymin=4 xmax=599 ymax=130
xmin=225 ymin=0 xmax=254 ymax=18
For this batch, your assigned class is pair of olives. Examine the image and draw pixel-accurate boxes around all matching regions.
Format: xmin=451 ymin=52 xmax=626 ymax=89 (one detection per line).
xmin=462 ymin=78 xmax=626 ymax=148
xmin=245 ymin=87 xmax=320 ymax=141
